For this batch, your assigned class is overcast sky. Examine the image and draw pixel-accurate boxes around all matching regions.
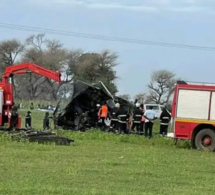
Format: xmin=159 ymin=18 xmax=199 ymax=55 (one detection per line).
xmin=0 ymin=0 xmax=215 ymax=97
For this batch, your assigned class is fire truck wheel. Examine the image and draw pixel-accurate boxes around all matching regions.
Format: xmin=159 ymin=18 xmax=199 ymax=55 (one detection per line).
xmin=195 ymin=129 xmax=215 ymax=151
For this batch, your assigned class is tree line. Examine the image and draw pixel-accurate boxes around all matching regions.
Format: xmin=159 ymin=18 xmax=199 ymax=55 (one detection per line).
xmin=0 ymin=34 xmax=118 ymax=101
xmin=0 ymin=34 xmax=178 ymax=106
xmin=119 ymin=70 xmax=178 ymax=109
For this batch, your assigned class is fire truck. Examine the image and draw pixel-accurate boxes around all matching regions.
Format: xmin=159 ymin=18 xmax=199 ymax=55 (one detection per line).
xmin=0 ymin=62 xmax=61 ymax=129
xmin=172 ymin=81 xmax=215 ymax=151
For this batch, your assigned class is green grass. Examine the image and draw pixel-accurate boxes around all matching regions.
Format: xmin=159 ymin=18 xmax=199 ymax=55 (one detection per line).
xmin=0 ymin=109 xmax=215 ymax=195
xmin=16 ymin=100 xmax=68 ymax=113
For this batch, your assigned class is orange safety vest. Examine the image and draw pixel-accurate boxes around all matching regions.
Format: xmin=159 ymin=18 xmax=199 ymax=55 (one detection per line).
xmin=98 ymin=105 xmax=108 ymax=118
xmin=141 ymin=109 xmax=145 ymax=122
xmin=141 ymin=116 xmax=145 ymax=122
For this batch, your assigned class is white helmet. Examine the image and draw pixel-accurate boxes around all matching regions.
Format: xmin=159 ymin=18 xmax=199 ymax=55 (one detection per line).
xmin=115 ymin=103 xmax=120 ymax=108
xmin=135 ymin=103 xmax=140 ymax=107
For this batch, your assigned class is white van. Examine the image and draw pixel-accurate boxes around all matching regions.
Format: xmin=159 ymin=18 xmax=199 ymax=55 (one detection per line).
xmin=144 ymin=104 xmax=165 ymax=118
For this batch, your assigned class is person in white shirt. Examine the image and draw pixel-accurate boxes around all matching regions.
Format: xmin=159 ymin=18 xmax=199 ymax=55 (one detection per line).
xmin=144 ymin=106 xmax=156 ymax=138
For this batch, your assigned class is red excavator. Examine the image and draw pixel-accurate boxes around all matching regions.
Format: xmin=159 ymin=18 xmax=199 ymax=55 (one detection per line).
xmin=0 ymin=62 xmax=61 ymax=129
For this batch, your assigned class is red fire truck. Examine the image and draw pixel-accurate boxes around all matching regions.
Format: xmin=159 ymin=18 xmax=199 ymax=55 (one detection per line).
xmin=172 ymin=81 xmax=215 ymax=151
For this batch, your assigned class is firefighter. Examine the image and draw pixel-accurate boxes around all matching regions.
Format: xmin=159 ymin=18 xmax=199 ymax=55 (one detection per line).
xmin=9 ymin=105 xmax=19 ymax=130
xmin=159 ymin=107 xmax=171 ymax=136
xmin=109 ymin=103 xmax=120 ymax=133
xmin=43 ymin=112 xmax=50 ymax=130
xmin=118 ymin=105 xmax=129 ymax=134
xmin=131 ymin=103 xmax=143 ymax=135
xmin=144 ymin=106 xmax=156 ymax=138
xmin=25 ymin=111 xmax=32 ymax=129
xmin=98 ymin=103 xmax=108 ymax=131
xmin=94 ymin=104 xmax=101 ymax=128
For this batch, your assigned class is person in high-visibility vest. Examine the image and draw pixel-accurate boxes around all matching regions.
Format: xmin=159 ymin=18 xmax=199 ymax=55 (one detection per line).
xmin=140 ymin=104 xmax=145 ymax=135
xmin=98 ymin=103 xmax=108 ymax=131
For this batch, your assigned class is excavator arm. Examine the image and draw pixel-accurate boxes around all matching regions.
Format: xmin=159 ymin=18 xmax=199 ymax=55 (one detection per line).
xmin=0 ymin=62 xmax=62 ymax=127
xmin=2 ymin=62 xmax=61 ymax=83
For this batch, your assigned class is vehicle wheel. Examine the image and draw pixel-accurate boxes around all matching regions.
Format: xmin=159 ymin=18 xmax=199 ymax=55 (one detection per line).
xmin=195 ymin=129 xmax=215 ymax=151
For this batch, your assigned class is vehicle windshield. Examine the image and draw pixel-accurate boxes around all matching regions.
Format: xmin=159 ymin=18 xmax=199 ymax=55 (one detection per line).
xmin=146 ymin=105 xmax=159 ymax=110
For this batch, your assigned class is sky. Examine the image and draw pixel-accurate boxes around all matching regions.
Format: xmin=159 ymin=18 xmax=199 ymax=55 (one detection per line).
xmin=0 ymin=0 xmax=215 ymax=97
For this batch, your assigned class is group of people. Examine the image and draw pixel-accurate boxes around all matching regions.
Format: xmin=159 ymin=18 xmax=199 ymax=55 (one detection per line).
xmin=25 ymin=111 xmax=51 ymax=130
xmin=11 ymin=101 xmax=171 ymax=138
xmin=97 ymin=102 xmax=171 ymax=138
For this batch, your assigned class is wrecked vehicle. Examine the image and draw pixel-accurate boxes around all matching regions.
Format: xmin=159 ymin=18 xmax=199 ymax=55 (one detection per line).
xmin=54 ymin=81 xmax=132 ymax=131
xmin=55 ymin=81 xmax=115 ymax=130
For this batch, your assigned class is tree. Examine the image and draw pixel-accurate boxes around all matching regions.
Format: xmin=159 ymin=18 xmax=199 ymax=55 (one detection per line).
xmin=118 ymin=94 xmax=131 ymax=101
xmin=0 ymin=39 xmax=24 ymax=68
xmin=75 ymin=50 xmax=118 ymax=94
xmin=0 ymin=34 xmax=120 ymax=102
xmin=135 ymin=93 xmax=146 ymax=104
xmin=57 ymin=50 xmax=83 ymax=99
xmin=26 ymin=34 xmax=45 ymax=51
xmin=16 ymin=34 xmax=67 ymax=100
xmin=96 ymin=50 xmax=118 ymax=94
xmin=0 ymin=39 xmax=25 ymax=98
xmin=63 ymin=49 xmax=83 ymax=83
xmin=42 ymin=39 xmax=67 ymax=100
xmin=147 ymin=70 xmax=177 ymax=104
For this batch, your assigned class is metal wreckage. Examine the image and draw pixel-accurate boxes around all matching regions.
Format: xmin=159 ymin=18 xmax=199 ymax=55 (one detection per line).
xmin=54 ymin=81 xmax=132 ymax=131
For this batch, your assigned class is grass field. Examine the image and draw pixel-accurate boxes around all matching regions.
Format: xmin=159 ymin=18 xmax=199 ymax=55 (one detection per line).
xmin=0 ymin=109 xmax=215 ymax=195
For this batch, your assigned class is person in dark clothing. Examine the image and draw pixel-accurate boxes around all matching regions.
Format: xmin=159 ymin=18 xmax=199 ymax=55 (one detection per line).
xmin=25 ymin=111 xmax=32 ymax=129
xmin=118 ymin=105 xmax=129 ymax=134
xmin=160 ymin=107 xmax=171 ymax=136
xmin=109 ymin=103 xmax=120 ymax=133
xmin=93 ymin=104 xmax=101 ymax=128
xmin=30 ymin=102 xmax=34 ymax=110
xmin=43 ymin=112 xmax=50 ymax=130
xmin=9 ymin=105 xmax=19 ymax=130
xmin=131 ymin=103 xmax=143 ymax=135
